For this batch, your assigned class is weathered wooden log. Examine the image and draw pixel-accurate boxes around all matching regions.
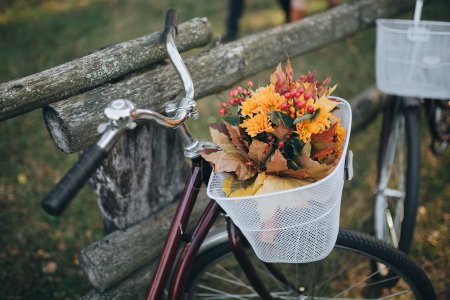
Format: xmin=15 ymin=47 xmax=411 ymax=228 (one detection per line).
xmin=350 ymin=86 xmax=386 ymax=133
xmin=0 ymin=17 xmax=213 ymax=122
xmin=79 ymin=194 xmax=209 ymax=292
xmin=89 ymin=123 xmax=190 ymax=233
xmin=81 ymin=261 xmax=155 ymax=300
xmin=44 ymin=0 xmax=414 ymax=154
xmin=78 ymin=84 xmax=382 ymax=293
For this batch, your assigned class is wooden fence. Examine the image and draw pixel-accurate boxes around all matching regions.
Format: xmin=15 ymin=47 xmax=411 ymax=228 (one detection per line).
xmin=0 ymin=0 xmax=415 ymax=298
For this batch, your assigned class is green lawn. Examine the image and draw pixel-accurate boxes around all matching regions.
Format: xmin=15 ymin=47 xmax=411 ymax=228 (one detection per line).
xmin=0 ymin=0 xmax=449 ymax=299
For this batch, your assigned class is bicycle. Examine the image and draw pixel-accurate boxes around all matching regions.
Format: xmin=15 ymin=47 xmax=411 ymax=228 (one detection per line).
xmin=374 ymin=0 xmax=450 ymax=254
xmin=42 ymin=9 xmax=437 ymax=299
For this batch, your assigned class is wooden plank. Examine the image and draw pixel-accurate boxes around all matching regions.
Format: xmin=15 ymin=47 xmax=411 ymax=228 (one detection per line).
xmin=44 ymin=0 xmax=414 ymax=154
xmin=0 ymin=17 xmax=213 ymax=121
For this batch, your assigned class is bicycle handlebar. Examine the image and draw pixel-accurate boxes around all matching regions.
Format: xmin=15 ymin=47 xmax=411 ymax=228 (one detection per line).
xmin=42 ymin=144 xmax=108 ymax=216
xmin=164 ymin=9 xmax=178 ymax=37
xmin=41 ymin=9 xmax=201 ymax=216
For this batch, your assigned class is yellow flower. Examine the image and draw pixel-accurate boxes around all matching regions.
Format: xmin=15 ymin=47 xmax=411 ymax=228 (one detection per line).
xmin=240 ymin=98 xmax=259 ymax=117
xmin=251 ymin=84 xmax=285 ymax=114
xmin=295 ymin=104 xmax=332 ymax=143
xmin=240 ymin=114 xmax=274 ymax=137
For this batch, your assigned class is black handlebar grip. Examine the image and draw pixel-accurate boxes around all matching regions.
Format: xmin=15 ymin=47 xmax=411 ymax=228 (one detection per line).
xmin=42 ymin=144 xmax=108 ymax=216
xmin=164 ymin=9 xmax=178 ymax=37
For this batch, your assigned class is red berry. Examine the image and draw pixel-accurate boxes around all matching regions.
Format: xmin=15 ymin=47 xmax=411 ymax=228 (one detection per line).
xmin=278 ymin=141 xmax=285 ymax=148
xmin=294 ymin=91 xmax=301 ymax=98
xmin=228 ymin=99 xmax=235 ymax=105
xmin=297 ymin=100 xmax=306 ymax=108
xmin=304 ymin=93 xmax=311 ymax=100
xmin=280 ymin=102 xmax=289 ymax=110
xmin=298 ymin=88 xmax=304 ymax=95
xmin=219 ymin=108 xmax=226 ymax=115
xmin=284 ymin=92 xmax=291 ymax=99
xmin=236 ymin=86 xmax=243 ymax=93
xmin=307 ymin=105 xmax=315 ymax=114
xmin=247 ymin=80 xmax=254 ymax=88
xmin=293 ymin=100 xmax=300 ymax=107
xmin=221 ymin=102 xmax=227 ymax=108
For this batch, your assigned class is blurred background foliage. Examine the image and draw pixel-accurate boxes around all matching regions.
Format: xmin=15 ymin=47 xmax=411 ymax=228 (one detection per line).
xmin=0 ymin=0 xmax=449 ymax=299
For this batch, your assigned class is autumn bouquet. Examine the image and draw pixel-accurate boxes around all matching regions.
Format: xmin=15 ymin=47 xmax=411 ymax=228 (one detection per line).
xmin=203 ymin=60 xmax=352 ymax=263
xmin=201 ymin=59 xmax=347 ymax=196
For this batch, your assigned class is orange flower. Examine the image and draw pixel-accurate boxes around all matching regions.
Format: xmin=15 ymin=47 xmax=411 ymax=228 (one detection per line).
xmin=251 ymin=84 xmax=285 ymax=114
xmin=295 ymin=104 xmax=332 ymax=143
xmin=334 ymin=120 xmax=346 ymax=152
xmin=240 ymin=114 xmax=274 ymax=137
xmin=240 ymin=98 xmax=259 ymax=117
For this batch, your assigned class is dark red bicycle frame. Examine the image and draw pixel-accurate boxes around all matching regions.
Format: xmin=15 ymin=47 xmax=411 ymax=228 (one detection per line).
xmin=145 ymin=157 xmax=275 ymax=300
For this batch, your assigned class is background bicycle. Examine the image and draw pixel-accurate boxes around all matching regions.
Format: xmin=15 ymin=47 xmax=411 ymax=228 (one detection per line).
xmin=0 ymin=0 xmax=448 ymax=299
xmin=373 ymin=0 xmax=450 ymax=255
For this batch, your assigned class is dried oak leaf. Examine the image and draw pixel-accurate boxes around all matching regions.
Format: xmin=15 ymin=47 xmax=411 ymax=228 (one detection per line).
xmin=270 ymin=63 xmax=287 ymax=94
xmin=282 ymin=143 xmax=333 ymax=180
xmin=209 ymin=127 xmax=238 ymax=153
xmin=248 ymin=139 xmax=271 ymax=165
xmin=311 ymin=124 xmax=336 ymax=160
xmin=201 ymin=127 xmax=256 ymax=180
xmin=285 ymin=58 xmax=294 ymax=87
xmin=271 ymin=120 xmax=293 ymax=141
xmin=317 ymin=76 xmax=332 ymax=97
xmin=225 ymin=122 xmax=249 ymax=157
xmin=266 ymin=149 xmax=289 ymax=175
xmin=202 ymin=151 xmax=256 ymax=180
xmin=210 ymin=122 xmax=229 ymax=137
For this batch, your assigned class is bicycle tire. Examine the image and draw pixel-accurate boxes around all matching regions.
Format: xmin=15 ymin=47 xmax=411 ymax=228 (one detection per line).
xmin=185 ymin=228 xmax=436 ymax=299
xmin=374 ymin=97 xmax=420 ymax=254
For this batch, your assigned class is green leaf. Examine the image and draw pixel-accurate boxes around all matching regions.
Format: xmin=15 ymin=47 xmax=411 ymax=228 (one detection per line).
xmin=223 ymin=116 xmax=240 ymax=126
xmin=310 ymin=108 xmax=321 ymax=122
xmin=293 ymin=113 xmax=312 ymax=124
xmin=287 ymin=159 xmax=300 ymax=170
xmin=268 ymin=111 xmax=293 ymax=128
xmin=290 ymin=138 xmax=304 ymax=157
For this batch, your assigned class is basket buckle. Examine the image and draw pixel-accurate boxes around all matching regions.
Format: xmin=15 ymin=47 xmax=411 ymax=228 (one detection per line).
xmin=345 ymin=150 xmax=353 ymax=181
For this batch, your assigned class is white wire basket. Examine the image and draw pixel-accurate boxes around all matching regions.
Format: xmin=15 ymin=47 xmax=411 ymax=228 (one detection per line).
xmin=376 ymin=0 xmax=450 ymax=99
xmin=207 ymin=97 xmax=352 ymax=263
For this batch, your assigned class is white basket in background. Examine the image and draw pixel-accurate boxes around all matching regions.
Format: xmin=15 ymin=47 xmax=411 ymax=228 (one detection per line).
xmin=376 ymin=1 xmax=450 ymax=99
xmin=207 ymin=97 xmax=352 ymax=263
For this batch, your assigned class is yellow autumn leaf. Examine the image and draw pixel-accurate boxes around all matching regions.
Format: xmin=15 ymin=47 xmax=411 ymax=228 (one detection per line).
xmin=229 ymin=173 xmax=267 ymax=197
xmin=222 ymin=176 xmax=233 ymax=196
xmin=317 ymin=94 xmax=339 ymax=113
xmin=255 ymin=175 xmax=309 ymax=195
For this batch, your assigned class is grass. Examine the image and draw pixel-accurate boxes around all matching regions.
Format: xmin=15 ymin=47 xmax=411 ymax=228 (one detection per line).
xmin=0 ymin=0 xmax=449 ymax=299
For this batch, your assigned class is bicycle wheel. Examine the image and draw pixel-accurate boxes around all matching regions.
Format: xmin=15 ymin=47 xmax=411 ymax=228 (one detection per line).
xmin=184 ymin=228 xmax=435 ymax=299
xmin=374 ymin=97 xmax=420 ymax=254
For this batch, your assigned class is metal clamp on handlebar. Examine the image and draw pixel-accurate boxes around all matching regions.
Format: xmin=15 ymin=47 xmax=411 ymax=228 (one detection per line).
xmin=96 ymin=99 xmax=137 ymax=151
